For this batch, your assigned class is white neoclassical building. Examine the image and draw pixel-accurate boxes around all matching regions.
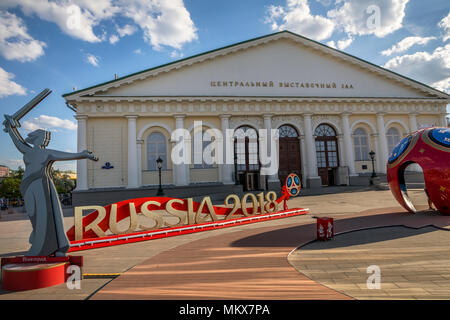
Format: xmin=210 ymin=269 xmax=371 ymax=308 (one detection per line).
xmin=63 ymin=31 xmax=449 ymax=202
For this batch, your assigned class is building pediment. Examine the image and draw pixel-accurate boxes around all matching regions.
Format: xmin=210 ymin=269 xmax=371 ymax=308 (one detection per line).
xmin=63 ymin=31 xmax=449 ymax=102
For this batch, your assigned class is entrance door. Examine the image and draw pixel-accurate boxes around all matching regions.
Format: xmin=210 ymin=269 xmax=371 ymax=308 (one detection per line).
xmin=278 ymin=125 xmax=301 ymax=186
xmin=315 ymin=124 xmax=339 ymax=186
xmin=234 ymin=126 xmax=260 ymax=191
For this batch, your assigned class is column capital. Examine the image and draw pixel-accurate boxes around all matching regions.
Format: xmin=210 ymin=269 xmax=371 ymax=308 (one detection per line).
xmin=303 ymin=113 xmax=314 ymax=118
xmin=263 ymin=113 xmax=274 ymax=119
xmin=174 ymin=114 xmax=186 ymax=119
xmin=371 ymin=133 xmax=380 ymax=138
xmin=125 ymin=115 xmax=138 ymax=119
xmin=376 ymin=112 xmax=386 ymax=117
xmin=409 ymin=112 xmax=419 ymax=117
xmin=219 ymin=114 xmax=232 ymax=119
xmin=75 ymin=115 xmax=88 ymax=120
xmin=136 ymin=139 xmax=144 ymax=145
xmin=341 ymin=112 xmax=352 ymax=117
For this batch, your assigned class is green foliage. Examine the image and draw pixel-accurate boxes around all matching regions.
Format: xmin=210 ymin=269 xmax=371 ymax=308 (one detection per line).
xmin=0 ymin=167 xmax=76 ymax=200
xmin=50 ymin=168 xmax=76 ymax=194
xmin=0 ymin=177 xmax=21 ymax=199
xmin=10 ymin=166 xmax=24 ymax=180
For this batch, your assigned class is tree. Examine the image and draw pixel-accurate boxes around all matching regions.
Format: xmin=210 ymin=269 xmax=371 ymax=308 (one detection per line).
xmin=11 ymin=166 xmax=24 ymax=180
xmin=50 ymin=168 xmax=75 ymax=194
xmin=0 ymin=177 xmax=21 ymax=199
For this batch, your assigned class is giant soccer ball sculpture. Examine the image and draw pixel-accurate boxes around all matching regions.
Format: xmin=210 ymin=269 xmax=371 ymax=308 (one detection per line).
xmin=387 ymin=127 xmax=450 ymax=214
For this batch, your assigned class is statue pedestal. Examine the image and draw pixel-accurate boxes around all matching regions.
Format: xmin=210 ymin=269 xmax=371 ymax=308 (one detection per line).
xmin=1 ymin=256 xmax=83 ymax=291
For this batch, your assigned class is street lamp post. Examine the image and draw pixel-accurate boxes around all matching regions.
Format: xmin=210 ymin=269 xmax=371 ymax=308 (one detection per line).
xmin=234 ymin=144 xmax=239 ymax=185
xmin=369 ymin=150 xmax=377 ymax=185
xmin=156 ymin=157 xmax=164 ymax=196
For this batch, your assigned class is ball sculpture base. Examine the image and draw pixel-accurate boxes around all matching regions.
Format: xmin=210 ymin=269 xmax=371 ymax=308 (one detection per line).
xmin=1 ymin=256 xmax=83 ymax=291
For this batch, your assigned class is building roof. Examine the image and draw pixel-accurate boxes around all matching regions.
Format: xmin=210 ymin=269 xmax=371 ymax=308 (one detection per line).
xmin=62 ymin=30 xmax=450 ymax=101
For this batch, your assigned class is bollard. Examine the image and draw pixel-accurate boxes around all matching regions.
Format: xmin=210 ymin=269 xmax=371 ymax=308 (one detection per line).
xmin=316 ymin=217 xmax=334 ymax=241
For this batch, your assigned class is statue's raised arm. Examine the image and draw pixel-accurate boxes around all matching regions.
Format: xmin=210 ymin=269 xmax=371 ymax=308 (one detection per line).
xmin=3 ymin=114 xmax=30 ymax=154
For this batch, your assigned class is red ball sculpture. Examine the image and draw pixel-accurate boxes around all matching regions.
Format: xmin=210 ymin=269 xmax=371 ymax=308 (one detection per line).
xmin=387 ymin=127 xmax=450 ymax=214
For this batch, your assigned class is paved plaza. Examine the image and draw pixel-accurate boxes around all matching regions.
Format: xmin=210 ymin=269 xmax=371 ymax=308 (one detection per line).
xmin=1 ymin=187 xmax=450 ymax=299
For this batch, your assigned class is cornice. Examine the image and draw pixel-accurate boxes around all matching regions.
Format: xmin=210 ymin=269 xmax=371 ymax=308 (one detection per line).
xmin=66 ymin=95 xmax=449 ymax=104
xmin=73 ymin=99 xmax=446 ymax=117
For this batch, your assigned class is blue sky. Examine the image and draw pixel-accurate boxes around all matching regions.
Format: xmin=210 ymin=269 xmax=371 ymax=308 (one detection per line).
xmin=0 ymin=0 xmax=449 ymax=171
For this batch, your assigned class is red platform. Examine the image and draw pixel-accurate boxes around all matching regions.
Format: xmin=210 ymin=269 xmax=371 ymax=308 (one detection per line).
xmin=1 ymin=256 xmax=83 ymax=291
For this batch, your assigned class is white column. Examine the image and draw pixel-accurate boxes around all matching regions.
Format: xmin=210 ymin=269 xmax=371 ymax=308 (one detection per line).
xmin=75 ymin=115 xmax=88 ymax=190
xmin=174 ymin=115 xmax=188 ymax=186
xmin=409 ymin=113 xmax=418 ymax=133
xmin=341 ymin=112 xmax=356 ymax=176
xmin=371 ymin=134 xmax=382 ymax=173
xmin=376 ymin=113 xmax=389 ymax=174
xmin=303 ymin=113 xmax=321 ymax=187
xmin=441 ymin=113 xmax=448 ymax=127
xmin=299 ymin=135 xmax=308 ymax=186
xmin=137 ymin=139 xmax=143 ymax=186
xmin=263 ymin=114 xmax=279 ymax=184
xmin=126 ymin=115 xmax=138 ymax=188
xmin=337 ymin=134 xmax=345 ymax=168
xmin=220 ymin=114 xmax=234 ymax=184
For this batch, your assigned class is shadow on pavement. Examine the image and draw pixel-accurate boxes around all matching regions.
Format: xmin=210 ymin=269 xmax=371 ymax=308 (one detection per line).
xmin=231 ymin=210 xmax=450 ymax=248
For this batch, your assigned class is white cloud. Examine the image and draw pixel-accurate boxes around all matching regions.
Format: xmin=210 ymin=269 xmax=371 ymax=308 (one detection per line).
xmin=0 ymin=0 xmax=114 ymax=43
xmin=265 ymin=0 xmax=335 ymax=41
xmin=53 ymin=161 xmax=76 ymax=172
xmin=170 ymin=50 xmax=184 ymax=59
xmin=2 ymin=159 xmax=24 ymax=169
xmin=438 ymin=12 xmax=450 ymax=42
xmin=85 ymin=53 xmax=99 ymax=67
xmin=383 ymin=43 xmax=450 ymax=92
xmin=0 ymin=67 xmax=26 ymax=98
xmin=120 ymin=0 xmax=198 ymax=50
xmin=327 ymin=36 xmax=353 ymax=50
xmin=0 ymin=10 xmax=46 ymax=62
xmin=381 ymin=36 xmax=436 ymax=56
xmin=108 ymin=24 xmax=137 ymax=45
xmin=0 ymin=0 xmax=198 ymax=50
xmin=109 ymin=34 xmax=119 ymax=44
xmin=431 ymin=78 xmax=450 ymax=93
xmin=22 ymin=115 xmax=77 ymax=132
xmin=327 ymin=0 xmax=410 ymax=38
xmin=116 ymin=24 xmax=137 ymax=37
xmin=133 ymin=48 xmax=142 ymax=54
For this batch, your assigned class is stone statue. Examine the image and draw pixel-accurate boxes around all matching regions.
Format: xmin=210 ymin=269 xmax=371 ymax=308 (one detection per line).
xmin=3 ymin=89 xmax=98 ymax=256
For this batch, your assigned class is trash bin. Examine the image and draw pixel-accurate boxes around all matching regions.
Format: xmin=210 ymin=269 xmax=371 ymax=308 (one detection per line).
xmin=317 ymin=217 xmax=334 ymax=241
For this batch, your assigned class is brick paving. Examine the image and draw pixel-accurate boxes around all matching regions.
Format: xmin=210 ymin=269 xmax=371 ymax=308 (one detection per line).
xmin=0 ymin=188 xmax=449 ymax=299
xmin=289 ymin=226 xmax=450 ymax=299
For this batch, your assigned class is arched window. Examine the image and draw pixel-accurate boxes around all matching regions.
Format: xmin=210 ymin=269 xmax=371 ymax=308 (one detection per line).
xmin=315 ymin=124 xmax=336 ymax=137
xmin=387 ymin=127 xmax=400 ymax=154
xmin=192 ymin=130 xmax=215 ymax=169
xmin=147 ymin=132 xmax=167 ymax=171
xmin=278 ymin=125 xmax=298 ymax=138
xmin=314 ymin=124 xmax=338 ymax=168
xmin=353 ymin=128 xmax=369 ymax=161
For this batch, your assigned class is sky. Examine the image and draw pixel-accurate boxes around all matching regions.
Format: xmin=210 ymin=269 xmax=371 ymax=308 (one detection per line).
xmin=0 ymin=0 xmax=448 ymax=172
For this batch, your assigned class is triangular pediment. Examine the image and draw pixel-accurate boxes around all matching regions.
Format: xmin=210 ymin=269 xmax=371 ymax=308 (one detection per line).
xmin=63 ymin=31 xmax=449 ymax=101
